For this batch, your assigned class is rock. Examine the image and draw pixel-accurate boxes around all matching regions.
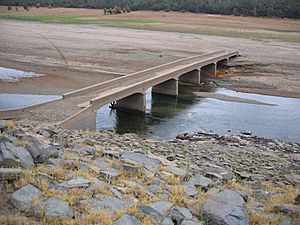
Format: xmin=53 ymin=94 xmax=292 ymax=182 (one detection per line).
xmin=284 ymin=174 xmax=300 ymax=186
xmin=182 ymin=220 xmax=204 ymax=225
xmin=44 ymin=197 xmax=73 ymax=219
xmin=60 ymin=177 xmax=90 ymax=189
xmin=0 ymin=120 xmax=8 ymax=132
xmin=11 ymin=184 xmax=43 ymax=212
xmin=95 ymin=159 xmax=109 ymax=170
xmin=186 ymin=174 xmax=212 ymax=191
xmin=138 ymin=205 xmax=164 ymax=222
xmin=278 ymin=216 xmax=293 ymax=225
xmin=172 ymin=207 xmax=193 ymax=220
xmin=115 ymin=214 xmax=141 ymax=225
xmin=203 ymin=189 xmax=249 ymax=225
xmin=203 ymin=163 xmax=234 ymax=181
xmin=274 ymin=204 xmax=300 ymax=217
xmin=5 ymin=143 xmax=34 ymax=169
xmin=165 ymin=165 xmax=187 ymax=178
xmin=120 ymin=152 xmax=161 ymax=171
xmin=0 ymin=138 xmax=20 ymax=167
xmin=25 ymin=140 xmax=48 ymax=163
xmin=182 ymin=184 xmax=198 ymax=197
xmin=295 ymin=194 xmax=300 ymax=205
xmin=90 ymin=196 xmax=133 ymax=216
xmin=0 ymin=168 xmax=23 ymax=181
xmin=169 ymin=208 xmax=184 ymax=224
xmin=78 ymin=146 xmax=94 ymax=155
xmin=161 ymin=217 xmax=174 ymax=225
xmin=147 ymin=180 xmax=161 ymax=194
xmin=149 ymin=201 xmax=173 ymax=216
xmin=100 ymin=168 xmax=120 ymax=180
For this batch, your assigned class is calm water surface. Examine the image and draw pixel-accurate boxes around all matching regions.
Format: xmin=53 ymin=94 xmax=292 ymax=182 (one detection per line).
xmin=0 ymin=94 xmax=61 ymax=110
xmin=96 ymin=84 xmax=300 ymax=142
xmin=0 ymin=67 xmax=44 ymax=82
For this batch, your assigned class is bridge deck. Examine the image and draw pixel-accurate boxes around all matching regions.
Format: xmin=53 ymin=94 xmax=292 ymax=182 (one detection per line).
xmin=0 ymin=50 xmax=239 ymax=127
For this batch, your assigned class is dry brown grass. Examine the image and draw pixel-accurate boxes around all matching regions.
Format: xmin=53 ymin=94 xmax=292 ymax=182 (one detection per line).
xmin=0 ymin=215 xmax=37 ymax=225
xmin=167 ymin=174 xmax=181 ymax=185
xmin=80 ymin=209 xmax=113 ymax=225
xmin=169 ymin=186 xmax=187 ymax=206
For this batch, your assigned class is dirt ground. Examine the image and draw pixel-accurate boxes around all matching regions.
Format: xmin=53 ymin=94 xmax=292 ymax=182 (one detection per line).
xmin=0 ymin=8 xmax=300 ymax=98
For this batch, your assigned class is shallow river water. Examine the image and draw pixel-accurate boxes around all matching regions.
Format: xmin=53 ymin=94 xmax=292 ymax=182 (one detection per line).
xmin=96 ymin=84 xmax=300 ymax=142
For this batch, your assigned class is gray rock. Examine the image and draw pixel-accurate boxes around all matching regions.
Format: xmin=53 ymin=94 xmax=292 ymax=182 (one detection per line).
xmin=186 ymin=175 xmax=212 ymax=191
xmin=203 ymin=163 xmax=234 ymax=181
xmin=279 ymin=216 xmax=293 ymax=225
xmin=25 ymin=141 xmax=47 ymax=163
xmin=91 ymin=196 xmax=133 ymax=216
xmin=274 ymin=204 xmax=300 ymax=217
xmin=172 ymin=207 xmax=193 ymax=220
xmin=0 ymin=139 xmax=20 ymax=167
xmin=78 ymin=146 xmax=94 ymax=155
xmin=7 ymin=144 xmax=34 ymax=169
xmin=203 ymin=189 xmax=249 ymax=225
xmin=120 ymin=152 xmax=161 ymax=171
xmin=60 ymin=177 xmax=90 ymax=189
xmin=115 ymin=214 xmax=141 ymax=225
xmin=161 ymin=217 xmax=174 ymax=225
xmin=182 ymin=220 xmax=204 ymax=225
xmin=12 ymin=184 xmax=43 ymax=212
xmin=169 ymin=208 xmax=184 ymax=224
xmin=182 ymin=184 xmax=198 ymax=197
xmin=138 ymin=205 xmax=164 ymax=222
xmin=95 ymin=159 xmax=109 ymax=170
xmin=165 ymin=165 xmax=187 ymax=178
xmin=295 ymin=194 xmax=300 ymax=205
xmin=149 ymin=201 xmax=174 ymax=216
xmin=44 ymin=197 xmax=73 ymax=219
xmin=100 ymin=168 xmax=120 ymax=180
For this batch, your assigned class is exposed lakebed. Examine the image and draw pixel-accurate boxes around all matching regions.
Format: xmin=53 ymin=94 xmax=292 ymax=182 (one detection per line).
xmin=96 ymin=84 xmax=300 ymax=142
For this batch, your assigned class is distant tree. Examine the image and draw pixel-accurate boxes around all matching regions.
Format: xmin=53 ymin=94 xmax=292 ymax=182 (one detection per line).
xmin=36 ymin=3 xmax=41 ymax=8
xmin=114 ymin=5 xmax=122 ymax=14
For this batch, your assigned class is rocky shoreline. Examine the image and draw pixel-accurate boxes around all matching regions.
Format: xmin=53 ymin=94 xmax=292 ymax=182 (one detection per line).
xmin=0 ymin=121 xmax=299 ymax=225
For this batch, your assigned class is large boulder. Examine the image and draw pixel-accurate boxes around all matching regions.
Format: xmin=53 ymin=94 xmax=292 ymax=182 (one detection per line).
xmin=44 ymin=197 xmax=73 ymax=219
xmin=203 ymin=189 xmax=249 ymax=225
xmin=11 ymin=184 xmax=43 ymax=212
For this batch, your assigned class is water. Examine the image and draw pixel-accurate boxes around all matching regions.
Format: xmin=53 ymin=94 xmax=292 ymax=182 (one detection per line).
xmin=0 ymin=67 xmax=44 ymax=82
xmin=96 ymin=84 xmax=300 ymax=142
xmin=0 ymin=94 xmax=61 ymax=110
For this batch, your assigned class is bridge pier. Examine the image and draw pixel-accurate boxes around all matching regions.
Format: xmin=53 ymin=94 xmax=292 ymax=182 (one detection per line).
xmin=152 ymin=79 xmax=178 ymax=96
xmin=116 ymin=93 xmax=146 ymax=113
xmin=179 ymin=69 xmax=201 ymax=85
xmin=201 ymin=63 xmax=216 ymax=77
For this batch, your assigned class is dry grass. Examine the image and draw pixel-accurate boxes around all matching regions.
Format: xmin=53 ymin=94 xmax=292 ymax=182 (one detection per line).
xmin=249 ymin=211 xmax=284 ymax=225
xmin=167 ymin=174 xmax=181 ymax=185
xmin=169 ymin=186 xmax=187 ymax=206
xmin=0 ymin=215 xmax=37 ymax=225
xmin=16 ymin=139 xmax=27 ymax=147
xmin=80 ymin=209 xmax=113 ymax=225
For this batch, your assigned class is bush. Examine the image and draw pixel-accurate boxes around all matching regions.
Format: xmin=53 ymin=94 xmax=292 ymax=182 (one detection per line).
xmin=125 ymin=4 xmax=132 ymax=13
xmin=8 ymin=6 xmax=12 ymax=10
xmin=114 ymin=5 xmax=122 ymax=14
xmin=36 ymin=3 xmax=41 ymax=8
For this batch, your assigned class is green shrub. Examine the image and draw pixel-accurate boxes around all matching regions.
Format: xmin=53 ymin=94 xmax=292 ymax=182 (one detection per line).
xmin=36 ymin=3 xmax=41 ymax=8
xmin=8 ymin=6 xmax=12 ymax=10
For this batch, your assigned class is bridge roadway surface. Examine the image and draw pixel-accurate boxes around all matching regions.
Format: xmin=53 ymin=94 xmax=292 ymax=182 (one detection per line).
xmin=0 ymin=50 xmax=238 ymax=128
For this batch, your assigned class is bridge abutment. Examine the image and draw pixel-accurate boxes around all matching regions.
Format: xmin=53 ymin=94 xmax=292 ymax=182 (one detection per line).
xmin=116 ymin=93 xmax=146 ymax=113
xmin=179 ymin=69 xmax=201 ymax=85
xmin=152 ymin=79 xmax=178 ymax=96
xmin=201 ymin=63 xmax=216 ymax=77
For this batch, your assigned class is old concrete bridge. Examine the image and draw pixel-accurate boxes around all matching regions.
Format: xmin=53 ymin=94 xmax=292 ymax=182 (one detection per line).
xmin=58 ymin=50 xmax=239 ymax=129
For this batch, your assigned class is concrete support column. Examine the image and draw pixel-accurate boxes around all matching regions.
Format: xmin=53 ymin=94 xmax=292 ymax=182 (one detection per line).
xmin=201 ymin=63 xmax=217 ymax=77
xmin=116 ymin=93 xmax=146 ymax=113
xmin=179 ymin=69 xmax=201 ymax=85
xmin=152 ymin=79 xmax=178 ymax=96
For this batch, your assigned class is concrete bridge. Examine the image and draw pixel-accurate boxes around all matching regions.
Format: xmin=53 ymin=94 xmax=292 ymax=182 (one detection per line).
xmin=58 ymin=50 xmax=239 ymax=129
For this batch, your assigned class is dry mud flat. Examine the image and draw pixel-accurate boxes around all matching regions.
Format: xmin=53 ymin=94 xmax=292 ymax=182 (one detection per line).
xmin=0 ymin=121 xmax=299 ymax=224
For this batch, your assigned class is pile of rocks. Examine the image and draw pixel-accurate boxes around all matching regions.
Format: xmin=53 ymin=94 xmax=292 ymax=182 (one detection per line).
xmin=0 ymin=121 xmax=299 ymax=225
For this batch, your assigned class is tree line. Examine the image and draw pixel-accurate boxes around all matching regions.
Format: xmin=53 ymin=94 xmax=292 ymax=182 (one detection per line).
xmin=2 ymin=0 xmax=300 ymax=19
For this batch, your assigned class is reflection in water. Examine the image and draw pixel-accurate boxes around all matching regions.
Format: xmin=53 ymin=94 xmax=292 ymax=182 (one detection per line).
xmin=96 ymin=84 xmax=300 ymax=142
